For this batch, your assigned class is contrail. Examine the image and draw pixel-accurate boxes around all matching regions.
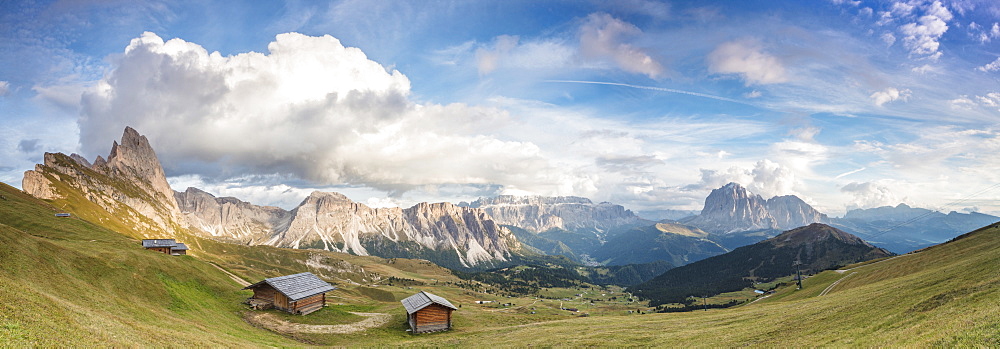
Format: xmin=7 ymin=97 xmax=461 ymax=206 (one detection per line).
xmin=834 ymin=167 xmax=866 ymax=179
xmin=545 ymin=80 xmax=754 ymax=106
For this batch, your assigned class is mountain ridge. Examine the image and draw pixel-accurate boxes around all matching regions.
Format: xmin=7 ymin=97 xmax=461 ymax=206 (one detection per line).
xmin=630 ymin=223 xmax=893 ymax=306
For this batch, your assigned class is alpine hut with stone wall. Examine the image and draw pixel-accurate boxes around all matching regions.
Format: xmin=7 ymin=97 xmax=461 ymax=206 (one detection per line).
xmin=401 ymin=291 xmax=458 ymax=333
xmin=243 ymin=272 xmax=336 ymax=315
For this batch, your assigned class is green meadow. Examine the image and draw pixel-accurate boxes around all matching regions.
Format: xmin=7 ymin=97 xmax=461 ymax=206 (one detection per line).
xmin=1 ymin=182 xmax=997 ymax=347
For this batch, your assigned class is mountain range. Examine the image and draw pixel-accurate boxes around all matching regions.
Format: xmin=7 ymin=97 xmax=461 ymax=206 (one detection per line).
xmin=19 ymin=127 xmax=997 ymax=271
xmin=23 ymin=127 xmax=522 ymax=269
xmin=630 ymin=223 xmax=894 ymax=306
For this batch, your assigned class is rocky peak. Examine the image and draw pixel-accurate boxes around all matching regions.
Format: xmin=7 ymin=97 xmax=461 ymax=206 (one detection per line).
xmin=21 ymin=127 xmax=185 ymax=238
xmin=768 ymin=223 xmax=871 ymax=248
xmin=683 ymin=183 xmax=828 ymax=234
xmin=69 ymin=153 xmax=92 ymax=167
xmin=683 ymin=182 xmax=775 ymax=233
xmin=94 ymin=127 xmax=178 ymax=212
xmin=468 ymin=194 xmax=644 ymax=233
xmin=766 ymin=195 xmax=829 ymax=228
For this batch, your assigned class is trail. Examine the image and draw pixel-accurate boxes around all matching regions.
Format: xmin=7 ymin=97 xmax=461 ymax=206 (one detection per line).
xmin=746 ymin=294 xmax=772 ymax=305
xmin=246 ymin=312 xmax=392 ymax=334
xmin=820 ymin=253 xmax=914 ymax=296
xmin=819 ymin=272 xmax=855 ymax=296
xmin=209 ymin=262 xmax=251 ymax=287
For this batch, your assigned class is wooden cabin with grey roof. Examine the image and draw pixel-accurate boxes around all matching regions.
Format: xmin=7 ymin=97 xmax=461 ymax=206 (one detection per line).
xmin=401 ymin=291 xmax=457 ymax=333
xmin=243 ymin=272 xmax=336 ymax=315
xmin=141 ymin=239 xmax=188 ymax=255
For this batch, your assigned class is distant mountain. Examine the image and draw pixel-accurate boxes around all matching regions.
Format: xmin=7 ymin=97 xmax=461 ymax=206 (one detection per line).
xmin=175 ymin=187 xmax=291 ymax=242
xmin=464 ymin=195 xmax=651 ymax=259
xmin=22 ymin=127 xmax=525 ymax=269
xmin=681 ymin=183 xmax=829 ymax=235
xmin=630 ymin=223 xmax=893 ymax=306
xmin=635 ymin=209 xmax=699 ymax=221
xmin=465 ymin=195 xmax=647 ymax=233
xmin=830 ymin=204 xmax=999 ymax=253
xmin=590 ymin=223 xmax=728 ymax=266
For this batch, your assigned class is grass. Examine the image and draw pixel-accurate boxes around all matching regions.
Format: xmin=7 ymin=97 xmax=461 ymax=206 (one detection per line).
xmin=3 ymin=178 xmax=998 ymax=347
xmin=0 ymin=183 xmax=296 ymax=347
xmin=392 ymin=223 xmax=1000 ymax=347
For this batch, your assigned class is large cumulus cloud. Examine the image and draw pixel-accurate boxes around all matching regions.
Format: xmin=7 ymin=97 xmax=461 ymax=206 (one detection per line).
xmin=79 ymin=32 xmax=568 ymax=194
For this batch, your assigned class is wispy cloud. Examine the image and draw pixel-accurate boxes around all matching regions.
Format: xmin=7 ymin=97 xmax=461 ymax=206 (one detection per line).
xmin=544 ymin=80 xmax=754 ymax=106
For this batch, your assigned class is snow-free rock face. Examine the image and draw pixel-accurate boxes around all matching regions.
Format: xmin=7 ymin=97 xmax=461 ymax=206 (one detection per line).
xmin=766 ymin=195 xmax=830 ymax=229
xmin=682 ymin=183 xmax=777 ymax=233
xmin=174 ymin=187 xmax=292 ymax=242
xmin=269 ymin=191 xmax=520 ymax=268
xmin=21 ymin=127 xmax=521 ymax=268
xmin=682 ymin=183 xmax=827 ymax=234
xmin=466 ymin=195 xmax=645 ymax=233
xmin=22 ymin=127 xmax=185 ymax=237
xmin=176 ymin=188 xmax=520 ymax=268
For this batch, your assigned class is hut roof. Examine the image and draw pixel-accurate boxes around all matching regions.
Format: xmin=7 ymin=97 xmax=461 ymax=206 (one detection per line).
xmin=172 ymin=243 xmax=189 ymax=251
xmin=142 ymin=239 xmax=177 ymax=248
xmin=401 ymin=291 xmax=458 ymax=314
xmin=243 ymin=272 xmax=336 ymax=301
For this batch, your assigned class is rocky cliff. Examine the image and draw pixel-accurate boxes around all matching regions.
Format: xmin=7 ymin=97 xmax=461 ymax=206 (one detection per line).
xmin=174 ymin=187 xmax=292 ymax=242
xmin=22 ymin=127 xmax=523 ymax=268
xmin=261 ymin=191 xmax=520 ymax=269
xmin=681 ymin=183 xmax=827 ymax=234
xmin=465 ymin=195 xmax=646 ymax=233
xmin=22 ymin=127 xmax=185 ymax=237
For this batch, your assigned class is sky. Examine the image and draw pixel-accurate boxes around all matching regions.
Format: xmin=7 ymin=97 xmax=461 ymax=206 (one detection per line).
xmin=2 ymin=0 xmax=1000 ymax=217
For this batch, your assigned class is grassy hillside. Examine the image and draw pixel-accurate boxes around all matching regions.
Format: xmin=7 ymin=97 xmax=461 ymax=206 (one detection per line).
xmin=0 ymin=182 xmax=296 ymax=346
xmin=397 ymin=223 xmax=1000 ymax=346
xmin=3 ymin=178 xmax=996 ymax=347
xmin=632 ymin=223 xmax=893 ymax=305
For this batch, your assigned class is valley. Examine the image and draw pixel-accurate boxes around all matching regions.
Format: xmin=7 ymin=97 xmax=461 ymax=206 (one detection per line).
xmin=2 ymin=126 xmax=997 ymax=346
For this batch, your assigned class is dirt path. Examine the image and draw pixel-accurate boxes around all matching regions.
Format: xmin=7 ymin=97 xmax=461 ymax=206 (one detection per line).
xmin=746 ymin=294 xmax=772 ymax=305
xmin=246 ymin=311 xmax=392 ymax=334
xmin=821 ymin=253 xmax=914 ymax=296
xmin=209 ymin=262 xmax=251 ymax=287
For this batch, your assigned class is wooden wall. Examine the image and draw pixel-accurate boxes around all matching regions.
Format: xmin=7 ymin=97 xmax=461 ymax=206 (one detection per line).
xmin=292 ymin=293 xmax=326 ymax=315
xmin=146 ymin=247 xmax=171 ymax=254
xmin=413 ymin=304 xmax=452 ymax=333
xmin=251 ymin=285 xmax=276 ymax=302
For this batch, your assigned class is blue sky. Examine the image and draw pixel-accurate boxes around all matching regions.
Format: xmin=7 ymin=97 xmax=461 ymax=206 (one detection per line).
xmin=2 ymin=0 xmax=1000 ymax=216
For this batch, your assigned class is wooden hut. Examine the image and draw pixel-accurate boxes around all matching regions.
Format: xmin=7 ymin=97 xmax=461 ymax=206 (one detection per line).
xmin=142 ymin=239 xmax=188 ymax=255
xmin=243 ymin=272 xmax=336 ymax=315
xmin=401 ymin=291 xmax=458 ymax=333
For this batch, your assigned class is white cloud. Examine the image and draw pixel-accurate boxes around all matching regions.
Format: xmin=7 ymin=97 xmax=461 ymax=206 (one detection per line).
xmin=694 ymin=159 xmax=799 ymax=199
xmin=744 ymin=90 xmax=762 ymax=98
xmin=473 ymin=35 xmax=574 ymax=75
xmin=897 ymin=1 xmax=952 ymax=59
xmin=911 ymin=64 xmax=935 ymax=74
xmin=0 ymin=81 xmax=8 ymax=96
xmin=881 ymin=32 xmax=897 ymax=46
xmin=830 ymin=0 xmax=862 ymax=7
xmin=976 ymin=57 xmax=1000 ymax=72
xmin=476 ymin=35 xmax=519 ymax=75
xmin=949 ymin=96 xmax=977 ymax=109
xmin=841 ymin=181 xmax=901 ymax=210
xmin=890 ymin=1 xmax=916 ymax=17
xmin=707 ymin=39 xmax=788 ymax=85
xmin=79 ymin=32 xmax=574 ymax=196
xmin=579 ymin=13 xmax=664 ymax=79
xmin=870 ymin=87 xmax=912 ymax=106
xmin=949 ymin=92 xmax=1000 ymax=110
